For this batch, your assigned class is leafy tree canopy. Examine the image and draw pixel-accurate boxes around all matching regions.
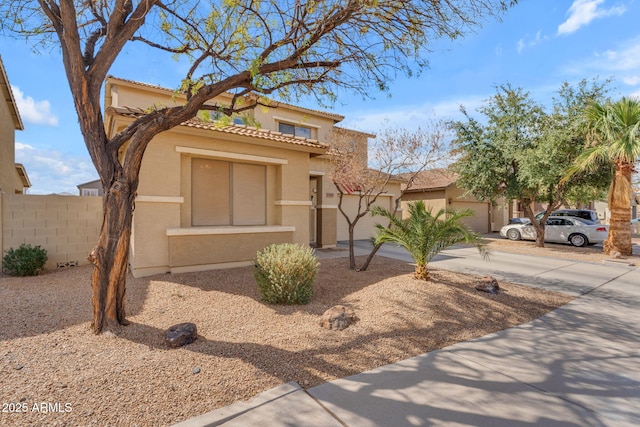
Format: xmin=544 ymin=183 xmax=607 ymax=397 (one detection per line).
xmin=451 ymin=79 xmax=611 ymax=210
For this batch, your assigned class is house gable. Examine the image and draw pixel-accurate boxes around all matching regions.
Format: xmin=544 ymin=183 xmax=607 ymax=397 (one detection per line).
xmin=0 ymin=56 xmax=30 ymax=194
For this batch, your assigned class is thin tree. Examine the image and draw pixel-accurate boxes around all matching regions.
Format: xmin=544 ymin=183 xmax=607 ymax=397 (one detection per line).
xmin=565 ymin=97 xmax=640 ymax=256
xmin=372 ymin=200 xmax=488 ymax=281
xmin=1 ymin=0 xmax=518 ymax=333
xmin=451 ymin=80 xmax=611 ymax=247
xmin=329 ymin=123 xmax=448 ymax=270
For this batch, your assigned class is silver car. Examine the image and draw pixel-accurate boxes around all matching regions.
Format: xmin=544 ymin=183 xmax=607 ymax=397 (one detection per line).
xmin=500 ymin=216 xmax=608 ymax=247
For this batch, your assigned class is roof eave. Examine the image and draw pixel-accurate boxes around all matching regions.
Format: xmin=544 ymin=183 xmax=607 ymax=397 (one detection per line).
xmin=105 ymin=107 xmax=329 ymax=154
xmin=15 ymin=163 xmax=31 ymax=188
xmin=0 ymin=56 xmax=24 ymax=130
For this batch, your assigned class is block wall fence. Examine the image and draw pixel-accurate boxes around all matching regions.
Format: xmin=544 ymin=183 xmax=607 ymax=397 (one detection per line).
xmin=1 ymin=193 xmax=103 ymax=270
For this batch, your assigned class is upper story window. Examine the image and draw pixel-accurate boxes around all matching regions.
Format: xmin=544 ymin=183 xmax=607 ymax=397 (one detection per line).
xmin=81 ymin=188 xmax=99 ymax=196
xmin=278 ymin=122 xmax=312 ymax=139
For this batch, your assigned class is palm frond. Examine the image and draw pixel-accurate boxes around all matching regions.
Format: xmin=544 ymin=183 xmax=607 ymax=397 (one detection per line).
xmin=373 ymin=201 xmax=489 ymax=278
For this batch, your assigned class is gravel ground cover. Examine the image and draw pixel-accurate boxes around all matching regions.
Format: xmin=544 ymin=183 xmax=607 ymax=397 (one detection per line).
xmin=0 ymin=245 xmax=586 ymax=427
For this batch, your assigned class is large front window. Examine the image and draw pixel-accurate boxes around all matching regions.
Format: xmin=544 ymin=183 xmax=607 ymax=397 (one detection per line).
xmin=191 ymin=158 xmax=266 ymax=226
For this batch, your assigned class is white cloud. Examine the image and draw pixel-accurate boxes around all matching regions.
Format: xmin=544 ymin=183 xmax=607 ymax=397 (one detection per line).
xmin=558 ymin=0 xmax=626 ymax=35
xmin=15 ymin=142 xmax=35 ymax=151
xmin=562 ymin=36 xmax=640 ymax=77
xmin=623 ymin=76 xmax=640 ymax=86
xmin=597 ymin=39 xmax=640 ymax=71
xmin=340 ymin=95 xmax=486 ymax=134
xmin=15 ymin=142 xmax=97 ymax=195
xmin=11 ymin=85 xmax=59 ymax=126
xmin=517 ymin=31 xmax=549 ymax=54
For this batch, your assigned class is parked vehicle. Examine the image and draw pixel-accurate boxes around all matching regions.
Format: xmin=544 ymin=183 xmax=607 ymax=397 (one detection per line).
xmin=500 ymin=216 xmax=608 ymax=247
xmin=508 ymin=217 xmax=531 ymax=224
xmin=535 ymin=209 xmax=599 ymax=224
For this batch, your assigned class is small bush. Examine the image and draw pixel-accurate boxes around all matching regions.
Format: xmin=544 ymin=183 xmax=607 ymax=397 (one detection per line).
xmin=255 ymin=243 xmax=319 ymax=305
xmin=2 ymin=244 xmax=48 ymax=276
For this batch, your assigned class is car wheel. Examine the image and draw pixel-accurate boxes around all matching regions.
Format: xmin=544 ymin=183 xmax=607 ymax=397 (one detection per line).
xmin=506 ymin=228 xmax=521 ymax=241
xmin=569 ymin=233 xmax=588 ymax=247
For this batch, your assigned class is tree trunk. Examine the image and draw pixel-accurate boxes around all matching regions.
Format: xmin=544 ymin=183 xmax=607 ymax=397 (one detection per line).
xmin=414 ymin=263 xmax=429 ymax=281
xmin=358 ymin=241 xmax=382 ymax=271
xmin=88 ymin=178 xmax=136 ymax=334
xmin=604 ymin=164 xmax=633 ymax=256
xmin=522 ymin=200 xmax=545 ymax=247
xmin=348 ymin=224 xmax=357 ymax=270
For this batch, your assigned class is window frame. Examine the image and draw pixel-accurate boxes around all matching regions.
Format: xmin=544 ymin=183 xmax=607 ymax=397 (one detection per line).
xmin=278 ymin=122 xmax=313 ymax=139
xmin=191 ymin=158 xmax=267 ymax=227
xmin=81 ymin=188 xmax=99 ymax=197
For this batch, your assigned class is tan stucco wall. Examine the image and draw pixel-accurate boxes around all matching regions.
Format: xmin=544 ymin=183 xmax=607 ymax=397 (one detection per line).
xmin=0 ymin=93 xmax=23 ymax=194
xmin=402 ymin=185 xmax=508 ymax=233
xmin=309 ymin=156 xmax=402 ymax=242
xmin=110 ymin=89 xmax=317 ymax=276
xmin=107 ymin=79 xmax=395 ymax=276
xmin=402 ymin=190 xmax=447 ymax=217
xmin=127 ymin=127 xmax=313 ymax=276
xmin=253 ymin=107 xmax=336 ymax=142
xmin=1 ymin=194 xmax=102 ymax=269
xmin=168 ymin=230 xmax=293 ymax=269
xmin=107 ymin=79 xmax=336 ymax=143
xmin=335 ymin=193 xmax=397 ymax=241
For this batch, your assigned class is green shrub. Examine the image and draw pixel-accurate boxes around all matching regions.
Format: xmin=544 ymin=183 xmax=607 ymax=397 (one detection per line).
xmin=255 ymin=243 xmax=319 ymax=305
xmin=2 ymin=244 xmax=48 ymax=276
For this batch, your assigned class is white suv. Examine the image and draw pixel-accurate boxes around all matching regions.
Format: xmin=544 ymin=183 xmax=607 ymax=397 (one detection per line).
xmin=535 ymin=209 xmax=599 ymax=224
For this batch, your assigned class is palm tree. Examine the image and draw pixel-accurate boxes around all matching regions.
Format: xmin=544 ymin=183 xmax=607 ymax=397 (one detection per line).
xmin=371 ymin=200 xmax=488 ymax=281
xmin=567 ymin=97 xmax=640 ymax=256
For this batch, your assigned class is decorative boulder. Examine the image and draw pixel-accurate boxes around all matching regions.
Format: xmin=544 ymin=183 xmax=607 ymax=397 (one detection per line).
xmin=320 ymin=305 xmax=357 ymax=331
xmin=165 ymin=322 xmax=198 ymax=348
xmin=475 ymin=276 xmax=500 ymax=295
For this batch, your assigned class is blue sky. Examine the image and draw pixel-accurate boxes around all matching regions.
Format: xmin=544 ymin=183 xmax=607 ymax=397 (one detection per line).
xmin=2 ymin=0 xmax=639 ymax=194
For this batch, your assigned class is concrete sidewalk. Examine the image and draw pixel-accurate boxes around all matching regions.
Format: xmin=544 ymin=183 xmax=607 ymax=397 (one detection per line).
xmin=173 ymin=243 xmax=640 ymax=427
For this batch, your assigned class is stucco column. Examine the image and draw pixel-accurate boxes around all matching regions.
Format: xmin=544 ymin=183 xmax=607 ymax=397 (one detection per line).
xmin=315 ymin=177 xmax=337 ymax=248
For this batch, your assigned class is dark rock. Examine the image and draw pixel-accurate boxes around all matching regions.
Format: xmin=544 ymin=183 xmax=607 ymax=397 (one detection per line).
xmin=320 ymin=305 xmax=357 ymax=330
xmin=475 ymin=276 xmax=500 ymax=295
xmin=165 ymin=323 xmax=198 ymax=348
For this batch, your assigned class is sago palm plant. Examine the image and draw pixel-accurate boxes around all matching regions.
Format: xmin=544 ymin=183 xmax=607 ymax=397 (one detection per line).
xmin=371 ymin=200 xmax=488 ymax=281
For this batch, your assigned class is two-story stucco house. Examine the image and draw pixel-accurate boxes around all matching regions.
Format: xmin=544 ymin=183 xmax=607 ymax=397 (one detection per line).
xmin=104 ymin=77 xmax=399 ymax=278
xmin=0 ymin=56 xmax=31 ymax=194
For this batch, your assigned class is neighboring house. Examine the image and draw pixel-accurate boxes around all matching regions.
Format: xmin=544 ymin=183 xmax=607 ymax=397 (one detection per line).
xmin=77 ymin=179 xmax=104 ymax=196
xmin=594 ymin=192 xmax=640 ymax=224
xmin=0 ymin=55 xmax=31 ymax=194
xmin=104 ymin=77 xmax=399 ymax=277
xmin=400 ymin=169 xmax=509 ymax=233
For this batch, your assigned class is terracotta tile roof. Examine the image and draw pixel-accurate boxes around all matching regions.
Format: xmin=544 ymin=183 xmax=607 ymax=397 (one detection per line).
xmin=106 ymin=76 xmax=345 ymax=122
xmin=397 ymin=168 xmax=458 ymax=192
xmin=106 ymin=106 xmax=328 ymax=150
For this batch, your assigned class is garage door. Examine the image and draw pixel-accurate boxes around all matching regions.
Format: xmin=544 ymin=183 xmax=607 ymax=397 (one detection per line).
xmin=336 ymin=195 xmax=394 ymax=241
xmin=450 ymin=201 xmax=490 ymax=234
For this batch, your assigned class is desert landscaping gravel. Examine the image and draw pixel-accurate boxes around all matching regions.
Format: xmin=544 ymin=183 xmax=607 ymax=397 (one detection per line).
xmin=3 ymin=238 xmax=634 ymax=426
